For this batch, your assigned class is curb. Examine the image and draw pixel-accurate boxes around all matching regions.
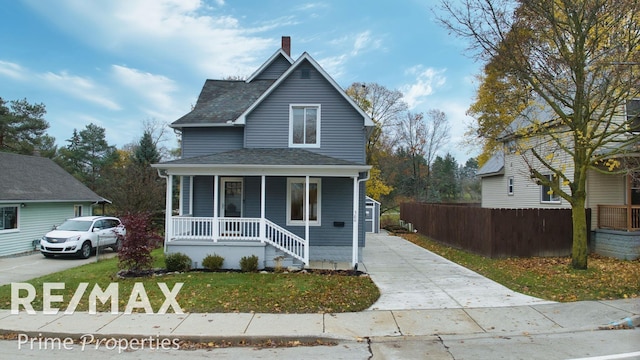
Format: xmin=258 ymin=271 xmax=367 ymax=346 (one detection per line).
xmin=598 ymin=315 xmax=640 ymax=330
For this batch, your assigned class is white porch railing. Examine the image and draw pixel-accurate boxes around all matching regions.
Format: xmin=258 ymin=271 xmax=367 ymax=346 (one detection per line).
xmin=169 ymin=216 xmax=307 ymax=264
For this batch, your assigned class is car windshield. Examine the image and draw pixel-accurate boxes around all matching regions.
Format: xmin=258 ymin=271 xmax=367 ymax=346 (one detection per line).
xmin=56 ymin=220 xmax=93 ymax=232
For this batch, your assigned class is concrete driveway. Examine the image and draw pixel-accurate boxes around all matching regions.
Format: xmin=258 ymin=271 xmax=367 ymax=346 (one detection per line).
xmin=362 ymin=231 xmax=555 ymax=310
xmin=0 ymin=250 xmax=117 ymax=286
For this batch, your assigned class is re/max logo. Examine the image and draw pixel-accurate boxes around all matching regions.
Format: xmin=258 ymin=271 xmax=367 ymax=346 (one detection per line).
xmin=11 ymin=282 xmax=184 ymax=314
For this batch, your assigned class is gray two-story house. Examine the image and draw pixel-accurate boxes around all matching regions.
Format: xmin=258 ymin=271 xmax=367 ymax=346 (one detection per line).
xmin=153 ymin=37 xmax=373 ymax=270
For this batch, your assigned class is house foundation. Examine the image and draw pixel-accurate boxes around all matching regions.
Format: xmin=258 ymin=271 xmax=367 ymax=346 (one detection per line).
xmin=593 ymin=229 xmax=640 ymax=260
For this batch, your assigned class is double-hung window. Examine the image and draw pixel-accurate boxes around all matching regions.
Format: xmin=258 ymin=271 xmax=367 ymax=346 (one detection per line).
xmin=540 ymin=174 xmax=561 ymax=203
xmin=287 ymin=178 xmax=321 ymax=226
xmin=0 ymin=206 xmax=18 ymax=232
xmin=290 ymin=105 xmax=320 ymax=147
xmin=507 ymin=176 xmax=514 ymax=196
xmin=626 ymin=99 xmax=640 ymax=132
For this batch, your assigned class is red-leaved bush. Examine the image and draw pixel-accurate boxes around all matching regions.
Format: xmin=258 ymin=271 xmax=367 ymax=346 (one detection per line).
xmin=118 ymin=212 xmax=163 ymax=272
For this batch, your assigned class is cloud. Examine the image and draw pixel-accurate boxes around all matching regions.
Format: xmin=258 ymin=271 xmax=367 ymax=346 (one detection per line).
xmin=402 ymin=66 xmax=447 ymax=109
xmin=0 ymin=61 xmax=26 ymax=80
xmin=319 ymin=30 xmax=382 ymax=80
xmin=111 ymin=65 xmax=177 ymax=112
xmin=39 ymin=71 xmax=121 ymax=110
xmin=24 ymin=0 xmax=276 ymax=78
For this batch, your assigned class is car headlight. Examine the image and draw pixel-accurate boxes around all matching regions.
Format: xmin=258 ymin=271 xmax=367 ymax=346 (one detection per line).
xmin=67 ymin=235 xmax=81 ymax=243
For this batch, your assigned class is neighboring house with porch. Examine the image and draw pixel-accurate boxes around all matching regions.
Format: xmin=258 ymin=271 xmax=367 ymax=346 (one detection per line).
xmin=0 ymin=152 xmax=109 ymax=257
xmin=152 ymin=37 xmax=373 ymax=269
xmin=477 ymin=99 xmax=640 ymax=260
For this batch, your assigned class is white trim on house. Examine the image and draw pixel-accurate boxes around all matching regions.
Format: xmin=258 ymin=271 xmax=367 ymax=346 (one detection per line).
xmin=235 ymin=52 xmax=374 ymax=127
xmin=245 ymin=49 xmax=294 ymax=83
xmin=289 ymin=104 xmax=321 ymax=148
xmin=158 ymin=164 xmax=370 ymax=178
xmin=286 ymin=177 xmax=321 ymax=226
xmin=0 ymin=204 xmax=19 ymax=234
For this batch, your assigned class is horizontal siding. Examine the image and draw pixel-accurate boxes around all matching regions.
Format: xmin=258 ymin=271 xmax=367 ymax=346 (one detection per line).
xmin=0 ymin=202 xmax=94 ymax=257
xmin=245 ymin=60 xmax=367 ymax=164
xmin=182 ymin=127 xmax=244 ymax=158
xmin=190 ymin=176 xmax=365 ymax=248
xmin=483 ymin=151 xmax=571 ymax=209
xmin=586 ymin=171 xmax=625 ymax=230
xmin=253 ymin=56 xmax=290 ymax=80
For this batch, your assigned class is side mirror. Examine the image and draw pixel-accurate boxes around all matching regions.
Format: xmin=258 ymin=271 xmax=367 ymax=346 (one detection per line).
xmin=93 ymin=228 xmax=101 ymax=232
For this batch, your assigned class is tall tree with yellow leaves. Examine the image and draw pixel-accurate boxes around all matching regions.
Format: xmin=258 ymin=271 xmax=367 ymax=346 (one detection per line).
xmin=438 ymin=0 xmax=640 ymax=269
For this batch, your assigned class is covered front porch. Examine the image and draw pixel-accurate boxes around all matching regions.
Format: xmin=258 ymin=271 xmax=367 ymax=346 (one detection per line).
xmin=153 ymin=148 xmax=371 ymax=269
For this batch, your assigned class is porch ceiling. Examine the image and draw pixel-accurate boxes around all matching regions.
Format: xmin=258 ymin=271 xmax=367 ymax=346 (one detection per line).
xmin=153 ymin=148 xmax=371 ymax=177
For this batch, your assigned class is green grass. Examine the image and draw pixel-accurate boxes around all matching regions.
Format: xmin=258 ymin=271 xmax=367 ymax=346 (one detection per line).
xmin=0 ymin=249 xmax=380 ymax=313
xmin=402 ymin=232 xmax=640 ymax=302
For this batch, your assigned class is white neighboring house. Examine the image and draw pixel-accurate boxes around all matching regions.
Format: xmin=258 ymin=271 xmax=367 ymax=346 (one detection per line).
xmin=0 ymin=152 xmax=110 ymax=257
xmin=477 ymin=99 xmax=640 ymax=260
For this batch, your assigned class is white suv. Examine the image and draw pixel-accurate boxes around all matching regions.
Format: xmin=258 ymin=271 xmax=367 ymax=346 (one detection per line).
xmin=40 ymin=216 xmax=126 ymax=259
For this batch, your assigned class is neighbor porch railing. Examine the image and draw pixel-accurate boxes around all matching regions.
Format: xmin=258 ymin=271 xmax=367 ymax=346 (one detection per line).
xmin=169 ymin=216 xmax=307 ymax=263
xmin=598 ymin=205 xmax=640 ymax=231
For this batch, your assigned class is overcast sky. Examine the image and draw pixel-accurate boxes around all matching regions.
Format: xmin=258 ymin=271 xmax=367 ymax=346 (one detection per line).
xmin=0 ymin=0 xmax=482 ymax=163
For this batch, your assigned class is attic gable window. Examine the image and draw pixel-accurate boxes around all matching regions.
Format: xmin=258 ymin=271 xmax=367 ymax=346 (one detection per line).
xmin=290 ymin=104 xmax=321 ymax=147
xmin=627 ymin=99 xmax=640 ymax=132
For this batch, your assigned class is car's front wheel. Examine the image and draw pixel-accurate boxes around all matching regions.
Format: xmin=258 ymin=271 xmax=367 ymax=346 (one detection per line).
xmin=78 ymin=241 xmax=92 ymax=259
xmin=112 ymin=237 xmax=122 ymax=252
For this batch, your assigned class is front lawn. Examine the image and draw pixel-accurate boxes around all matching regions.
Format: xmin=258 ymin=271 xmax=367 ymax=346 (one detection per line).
xmin=401 ymin=232 xmax=640 ymax=301
xmin=0 ymin=249 xmax=380 ymax=313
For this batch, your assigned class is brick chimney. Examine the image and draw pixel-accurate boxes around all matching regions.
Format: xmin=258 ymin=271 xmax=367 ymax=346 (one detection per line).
xmin=281 ymin=36 xmax=291 ymax=56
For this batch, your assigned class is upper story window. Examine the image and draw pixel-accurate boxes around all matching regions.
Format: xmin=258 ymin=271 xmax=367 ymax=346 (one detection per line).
xmin=290 ymin=105 xmax=321 ymax=147
xmin=507 ymin=176 xmax=514 ymax=196
xmin=626 ymin=99 xmax=640 ymax=132
xmin=540 ymin=174 xmax=561 ymax=203
xmin=0 ymin=205 xmax=18 ymax=232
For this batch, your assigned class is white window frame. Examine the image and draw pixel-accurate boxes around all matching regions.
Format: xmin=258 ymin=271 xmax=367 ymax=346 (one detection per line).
xmin=0 ymin=205 xmax=19 ymax=233
xmin=289 ymin=104 xmax=321 ymax=148
xmin=286 ymin=178 xmax=321 ymax=226
xmin=540 ymin=174 xmax=561 ymax=203
xmin=507 ymin=176 xmax=514 ymax=196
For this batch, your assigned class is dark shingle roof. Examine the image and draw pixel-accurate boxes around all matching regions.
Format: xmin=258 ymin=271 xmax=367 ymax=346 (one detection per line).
xmin=0 ymin=152 xmax=107 ymax=202
xmin=161 ymin=148 xmax=365 ymax=167
xmin=171 ymin=80 xmax=275 ymax=127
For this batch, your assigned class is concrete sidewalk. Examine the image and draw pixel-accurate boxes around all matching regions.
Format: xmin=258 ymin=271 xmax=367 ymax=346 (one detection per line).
xmin=363 ymin=232 xmax=554 ymax=310
xmin=0 ymin=299 xmax=637 ymax=342
xmin=0 ymin=231 xmax=637 ymax=343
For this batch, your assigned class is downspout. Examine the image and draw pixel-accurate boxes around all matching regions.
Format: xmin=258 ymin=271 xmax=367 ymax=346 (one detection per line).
xmin=156 ymin=169 xmax=172 ymax=253
xmin=352 ymin=170 xmax=371 ymax=270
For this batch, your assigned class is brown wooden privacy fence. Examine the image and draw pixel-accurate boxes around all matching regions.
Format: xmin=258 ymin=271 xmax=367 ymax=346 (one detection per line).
xmin=400 ymin=203 xmax=591 ymax=258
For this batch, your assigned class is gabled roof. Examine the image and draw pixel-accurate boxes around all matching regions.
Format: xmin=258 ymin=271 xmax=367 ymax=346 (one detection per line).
xmin=0 ymin=152 xmax=108 ymax=203
xmin=477 ymin=152 xmax=505 ymax=178
xmin=236 ymin=52 xmax=374 ymax=127
xmin=171 ymin=79 xmax=275 ymax=127
xmin=246 ymin=49 xmax=293 ymax=82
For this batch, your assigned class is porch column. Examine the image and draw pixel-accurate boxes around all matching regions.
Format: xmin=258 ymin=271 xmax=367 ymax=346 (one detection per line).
xmin=164 ymin=174 xmax=173 ymax=252
xmin=304 ymin=175 xmax=310 ymax=265
xmin=352 ymin=176 xmax=359 ymax=267
xmin=260 ymin=175 xmax=266 ymax=242
xmin=628 ymin=174 xmax=632 ymax=232
xmin=213 ymin=175 xmax=219 ymax=241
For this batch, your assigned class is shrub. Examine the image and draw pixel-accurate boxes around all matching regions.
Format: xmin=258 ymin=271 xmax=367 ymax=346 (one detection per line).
xmin=202 ymin=254 xmax=224 ymax=270
xmin=165 ymin=252 xmax=192 ymax=272
xmin=239 ymin=255 xmax=259 ymax=272
xmin=118 ymin=212 xmax=163 ymax=272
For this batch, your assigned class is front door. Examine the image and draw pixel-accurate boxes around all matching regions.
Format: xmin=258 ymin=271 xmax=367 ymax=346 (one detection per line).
xmin=221 ymin=178 xmax=243 ymax=218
